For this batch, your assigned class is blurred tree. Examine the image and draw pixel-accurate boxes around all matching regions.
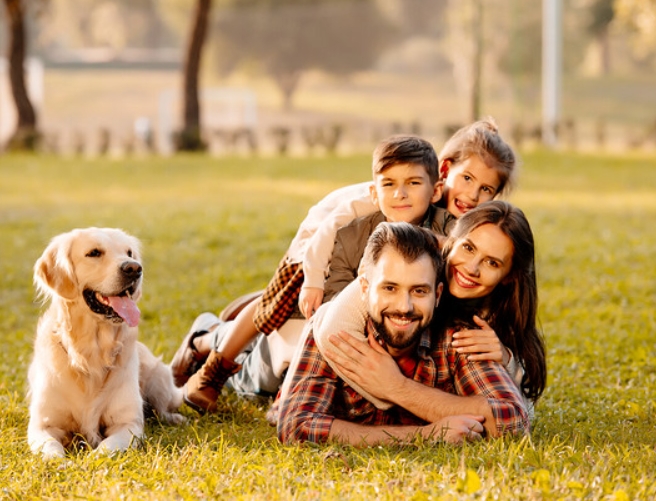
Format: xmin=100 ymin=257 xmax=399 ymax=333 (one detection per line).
xmin=614 ymin=0 xmax=656 ymax=60
xmin=585 ymin=0 xmax=615 ymax=74
xmin=3 ymin=0 xmax=39 ymax=150
xmin=211 ymin=0 xmax=397 ymax=110
xmin=177 ymin=0 xmax=212 ymax=151
xmin=442 ymin=0 xmax=485 ymax=122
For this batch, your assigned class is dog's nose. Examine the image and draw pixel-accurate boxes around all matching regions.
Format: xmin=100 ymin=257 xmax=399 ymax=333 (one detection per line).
xmin=121 ymin=261 xmax=142 ymax=279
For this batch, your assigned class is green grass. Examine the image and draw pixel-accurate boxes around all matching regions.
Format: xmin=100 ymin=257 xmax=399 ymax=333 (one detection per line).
xmin=1 ymin=150 xmax=655 ymax=499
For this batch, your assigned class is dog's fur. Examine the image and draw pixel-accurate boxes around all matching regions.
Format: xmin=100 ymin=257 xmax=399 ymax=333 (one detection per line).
xmin=28 ymin=228 xmax=184 ymax=459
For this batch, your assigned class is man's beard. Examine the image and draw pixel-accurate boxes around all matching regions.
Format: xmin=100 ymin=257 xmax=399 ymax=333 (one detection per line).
xmin=371 ymin=311 xmax=426 ymax=351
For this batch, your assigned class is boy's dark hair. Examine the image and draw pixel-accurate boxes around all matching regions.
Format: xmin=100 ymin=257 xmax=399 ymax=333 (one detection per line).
xmin=372 ymin=135 xmax=439 ymax=184
xmin=361 ymin=222 xmax=444 ymax=287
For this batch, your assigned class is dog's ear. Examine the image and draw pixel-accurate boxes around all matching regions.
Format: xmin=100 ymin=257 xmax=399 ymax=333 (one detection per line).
xmin=34 ymin=232 xmax=78 ymax=301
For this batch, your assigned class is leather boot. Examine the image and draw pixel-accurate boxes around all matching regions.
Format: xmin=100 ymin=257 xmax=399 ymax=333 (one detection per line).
xmin=183 ymin=351 xmax=242 ymax=414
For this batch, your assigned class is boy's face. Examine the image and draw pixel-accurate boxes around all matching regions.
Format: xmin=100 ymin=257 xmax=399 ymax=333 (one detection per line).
xmin=360 ymin=246 xmax=442 ymax=357
xmin=370 ymin=163 xmax=442 ymax=225
xmin=442 ymin=154 xmax=501 ymax=217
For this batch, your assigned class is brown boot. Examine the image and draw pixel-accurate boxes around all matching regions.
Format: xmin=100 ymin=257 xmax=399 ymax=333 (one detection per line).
xmin=183 ymin=351 xmax=242 ymax=414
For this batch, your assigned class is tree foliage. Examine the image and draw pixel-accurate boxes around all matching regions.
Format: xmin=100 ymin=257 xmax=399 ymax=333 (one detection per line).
xmin=211 ymin=0 xmax=398 ymax=109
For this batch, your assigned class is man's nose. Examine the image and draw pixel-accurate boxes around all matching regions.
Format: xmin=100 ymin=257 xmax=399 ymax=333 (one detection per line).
xmin=394 ymin=292 xmax=413 ymax=313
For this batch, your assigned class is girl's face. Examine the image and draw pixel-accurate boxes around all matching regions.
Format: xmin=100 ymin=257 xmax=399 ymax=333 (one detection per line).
xmin=446 ymin=223 xmax=514 ymax=300
xmin=370 ymin=163 xmax=442 ymax=225
xmin=442 ymin=155 xmax=501 ymax=217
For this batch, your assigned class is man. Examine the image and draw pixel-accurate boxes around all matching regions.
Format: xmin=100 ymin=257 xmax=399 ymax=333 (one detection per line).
xmin=277 ymin=221 xmax=528 ymax=446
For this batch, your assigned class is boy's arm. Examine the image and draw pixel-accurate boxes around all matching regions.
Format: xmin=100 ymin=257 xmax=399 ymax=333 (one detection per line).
xmin=302 ymin=192 xmax=377 ymax=290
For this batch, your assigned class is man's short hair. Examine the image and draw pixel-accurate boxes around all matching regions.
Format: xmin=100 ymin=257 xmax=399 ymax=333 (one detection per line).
xmin=372 ymin=135 xmax=439 ymax=183
xmin=361 ymin=222 xmax=444 ymax=285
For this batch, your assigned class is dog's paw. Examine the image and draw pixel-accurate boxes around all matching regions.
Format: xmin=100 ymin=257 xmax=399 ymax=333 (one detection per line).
xmin=160 ymin=411 xmax=187 ymax=425
xmin=33 ymin=439 xmax=66 ymax=460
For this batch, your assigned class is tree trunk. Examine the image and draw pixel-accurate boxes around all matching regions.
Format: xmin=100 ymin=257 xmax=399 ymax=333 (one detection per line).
xmin=178 ymin=0 xmax=212 ymax=151
xmin=470 ymin=0 xmax=483 ymax=122
xmin=4 ymin=0 xmax=39 ymax=150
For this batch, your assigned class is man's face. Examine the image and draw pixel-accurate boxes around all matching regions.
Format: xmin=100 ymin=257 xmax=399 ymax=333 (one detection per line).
xmin=370 ymin=163 xmax=442 ymax=225
xmin=361 ymin=247 xmax=441 ymax=356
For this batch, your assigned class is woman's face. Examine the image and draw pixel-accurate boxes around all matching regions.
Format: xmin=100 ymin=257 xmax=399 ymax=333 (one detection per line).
xmin=446 ymin=223 xmax=514 ymax=299
xmin=442 ymin=155 xmax=501 ymax=217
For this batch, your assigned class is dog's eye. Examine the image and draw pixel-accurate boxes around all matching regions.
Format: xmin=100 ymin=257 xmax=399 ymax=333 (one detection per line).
xmin=86 ymin=249 xmax=103 ymax=258
xmin=127 ymin=250 xmax=133 ymax=258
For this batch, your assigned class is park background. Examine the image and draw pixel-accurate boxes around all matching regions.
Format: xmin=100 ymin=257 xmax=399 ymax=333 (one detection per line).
xmin=1 ymin=1 xmax=656 ymax=499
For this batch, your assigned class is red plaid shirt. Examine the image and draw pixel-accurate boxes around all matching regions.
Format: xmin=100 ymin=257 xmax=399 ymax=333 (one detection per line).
xmin=278 ymin=321 xmax=529 ymax=444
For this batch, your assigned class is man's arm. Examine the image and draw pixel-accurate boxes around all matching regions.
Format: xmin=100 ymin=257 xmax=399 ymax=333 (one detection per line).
xmin=325 ymin=331 xmax=529 ymax=437
xmin=278 ymin=332 xmax=486 ymax=446
xmin=329 ymin=415 xmax=485 ymax=446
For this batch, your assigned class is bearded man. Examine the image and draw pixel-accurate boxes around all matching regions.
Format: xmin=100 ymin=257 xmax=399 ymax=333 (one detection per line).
xmin=278 ymin=221 xmax=526 ymax=446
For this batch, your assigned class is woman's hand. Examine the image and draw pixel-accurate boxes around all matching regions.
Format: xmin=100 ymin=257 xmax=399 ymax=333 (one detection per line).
xmin=299 ymin=287 xmax=324 ymax=318
xmin=324 ymin=331 xmax=404 ymax=401
xmin=451 ymin=315 xmax=511 ymax=365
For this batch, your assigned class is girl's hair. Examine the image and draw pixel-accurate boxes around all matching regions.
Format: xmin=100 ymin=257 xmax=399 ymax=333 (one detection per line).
xmin=372 ymin=135 xmax=439 ymax=184
xmin=438 ymin=117 xmax=517 ymax=196
xmin=441 ymin=200 xmax=546 ymax=401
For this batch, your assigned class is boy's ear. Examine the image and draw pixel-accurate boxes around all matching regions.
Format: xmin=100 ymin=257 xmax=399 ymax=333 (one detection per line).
xmin=431 ymin=180 xmax=444 ymax=204
xmin=369 ymin=183 xmax=380 ymax=208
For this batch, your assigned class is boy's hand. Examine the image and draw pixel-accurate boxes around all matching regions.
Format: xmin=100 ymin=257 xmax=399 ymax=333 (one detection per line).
xmin=451 ymin=315 xmax=510 ymax=365
xmin=299 ymin=287 xmax=324 ymax=318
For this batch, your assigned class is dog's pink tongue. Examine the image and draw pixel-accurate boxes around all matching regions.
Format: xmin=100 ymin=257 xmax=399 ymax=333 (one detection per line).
xmin=107 ymin=296 xmax=140 ymax=327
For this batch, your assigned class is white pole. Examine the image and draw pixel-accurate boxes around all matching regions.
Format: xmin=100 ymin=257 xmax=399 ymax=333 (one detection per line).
xmin=542 ymin=0 xmax=562 ymax=148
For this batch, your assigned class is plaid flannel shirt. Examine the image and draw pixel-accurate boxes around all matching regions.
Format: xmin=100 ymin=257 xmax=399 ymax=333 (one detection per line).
xmin=278 ymin=321 xmax=529 ymax=444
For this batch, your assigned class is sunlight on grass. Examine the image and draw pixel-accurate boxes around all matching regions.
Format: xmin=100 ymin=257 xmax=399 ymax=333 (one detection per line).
xmin=1 ymin=150 xmax=656 ymax=499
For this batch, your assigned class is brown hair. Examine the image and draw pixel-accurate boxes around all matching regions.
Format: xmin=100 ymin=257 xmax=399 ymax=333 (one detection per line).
xmin=362 ymin=222 xmax=444 ymax=287
xmin=442 ymin=200 xmax=546 ymax=401
xmin=438 ymin=117 xmax=517 ymax=196
xmin=372 ymin=135 xmax=439 ymax=184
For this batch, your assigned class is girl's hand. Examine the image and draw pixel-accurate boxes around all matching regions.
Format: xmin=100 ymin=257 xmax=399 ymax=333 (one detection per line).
xmin=324 ymin=331 xmax=403 ymax=401
xmin=451 ymin=315 xmax=511 ymax=365
xmin=299 ymin=287 xmax=324 ymax=318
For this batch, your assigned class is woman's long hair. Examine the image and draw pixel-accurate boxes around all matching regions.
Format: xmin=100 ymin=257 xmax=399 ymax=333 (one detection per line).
xmin=440 ymin=201 xmax=547 ymax=401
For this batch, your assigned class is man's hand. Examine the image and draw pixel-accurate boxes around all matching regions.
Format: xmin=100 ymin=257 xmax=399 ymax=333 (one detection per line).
xmin=324 ymin=331 xmax=403 ymax=402
xmin=451 ymin=315 xmax=511 ymax=365
xmin=299 ymin=287 xmax=324 ymax=318
xmin=423 ymin=415 xmax=485 ymax=444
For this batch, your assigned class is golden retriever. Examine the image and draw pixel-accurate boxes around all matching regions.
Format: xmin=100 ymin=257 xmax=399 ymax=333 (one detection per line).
xmin=28 ymin=228 xmax=184 ymax=459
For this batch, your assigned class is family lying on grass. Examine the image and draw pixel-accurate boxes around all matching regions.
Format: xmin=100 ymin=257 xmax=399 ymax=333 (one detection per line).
xmin=170 ymin=119 xmax=547 ymax=445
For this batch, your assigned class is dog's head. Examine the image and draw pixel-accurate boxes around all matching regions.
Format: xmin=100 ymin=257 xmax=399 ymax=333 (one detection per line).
xmin=34 ymin=228 xmax=143 ymax=327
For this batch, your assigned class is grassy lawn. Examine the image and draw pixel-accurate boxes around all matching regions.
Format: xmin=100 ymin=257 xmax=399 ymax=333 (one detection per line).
xmin=1 ymin=150 xmax=655 ymax=499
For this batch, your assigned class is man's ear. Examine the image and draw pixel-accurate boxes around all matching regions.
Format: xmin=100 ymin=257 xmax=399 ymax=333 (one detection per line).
xmin=434 ymin=282 xmax=444 ymax=308
xmin=359 ymin=274 xmax=370 ymax=298
xmin=431 ymin=180 xmax=444 ymax=204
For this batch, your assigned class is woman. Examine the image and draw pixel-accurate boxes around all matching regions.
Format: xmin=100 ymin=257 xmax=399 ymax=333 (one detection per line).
xmin=304 ymin=200 xmax=546 ymax=413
